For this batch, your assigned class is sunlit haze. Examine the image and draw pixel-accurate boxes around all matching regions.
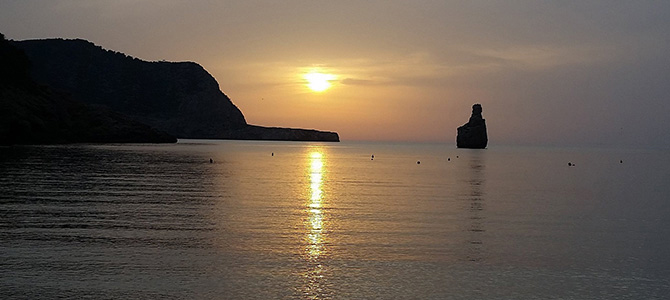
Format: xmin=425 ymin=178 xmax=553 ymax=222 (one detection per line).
xmin=304 ymin=72 xmax=336 ymax=92
xmin=2 ymin=1 xmax=669 ymax=147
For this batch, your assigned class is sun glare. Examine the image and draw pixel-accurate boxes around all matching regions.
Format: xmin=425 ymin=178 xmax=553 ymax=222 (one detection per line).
xmin=304 ymin=72 xmax=336 ymax=92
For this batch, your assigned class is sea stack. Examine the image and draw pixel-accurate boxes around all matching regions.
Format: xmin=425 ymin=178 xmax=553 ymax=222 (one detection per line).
xmin=457 ymin=104 xmax=488 ymax=149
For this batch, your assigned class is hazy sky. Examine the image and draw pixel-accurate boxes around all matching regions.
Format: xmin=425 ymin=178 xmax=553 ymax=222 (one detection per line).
xmin=2 ymin=0 xmax=669 ymax=147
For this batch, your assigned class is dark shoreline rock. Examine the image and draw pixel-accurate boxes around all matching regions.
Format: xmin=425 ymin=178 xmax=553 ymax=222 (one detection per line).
xmin=13 ymin=38 xmax=339 ymax=142
xmin=0 ymin=84 xmax=177 ymax=145
xmin=222 ymin=125 xmax=339 ymax=142
xmin=457 ymin=104 xmax=488 ymax=149
xmin=1 ymin=34 xmax=176 ymax=145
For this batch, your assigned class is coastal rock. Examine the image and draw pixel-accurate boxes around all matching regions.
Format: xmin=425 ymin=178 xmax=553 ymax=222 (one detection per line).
xmin=13 ymin=38 xmax=339 ymax=142
xmin=457 ymin=104 xmax=488 ymax=149
xmin=1 ymin=34 xmax=176 ymax=145
xmin=0 ymin=79 xmax=177 ymax=145
xmin=222 ymin=125 xmax=339 ymax=142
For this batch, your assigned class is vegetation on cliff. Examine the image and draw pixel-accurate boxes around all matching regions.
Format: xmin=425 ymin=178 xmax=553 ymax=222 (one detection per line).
xmin=0 ymin=33 xmax=176 ymax=145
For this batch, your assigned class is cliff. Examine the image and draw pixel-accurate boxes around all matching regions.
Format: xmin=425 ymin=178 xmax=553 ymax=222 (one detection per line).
xmin=223 ymin=125 xmax=339 ymax=142
xmin=456 ymin=104 xmax=488 ymax=149
xmin=0 ymin=34 xmax=176 ymax=145
xmin=13 ymin=38 xmax=339 ymax=142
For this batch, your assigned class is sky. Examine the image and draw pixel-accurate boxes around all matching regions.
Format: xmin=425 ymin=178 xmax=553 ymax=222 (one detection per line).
xmin=2 ymin=0 xmax=670 ymax=147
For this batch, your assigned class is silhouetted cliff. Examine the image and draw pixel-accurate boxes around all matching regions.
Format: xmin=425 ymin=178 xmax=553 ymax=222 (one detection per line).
xmin=13 ymin=38 xmax=339 ymax=142
xmin=1 ymin=34 xmax=176 ymax=145
xmin=223 ymin=125 xmax=339 ymax=141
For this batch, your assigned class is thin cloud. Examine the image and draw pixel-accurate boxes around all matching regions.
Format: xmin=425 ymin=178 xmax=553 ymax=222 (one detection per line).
xmin=339 ymin=78 xmax=376 ymax=86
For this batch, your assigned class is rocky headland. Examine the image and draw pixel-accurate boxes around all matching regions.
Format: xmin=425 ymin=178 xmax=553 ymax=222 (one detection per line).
xmin=1 ymin=34 xmax=176 ymax=145
xmin=11 ymin=38 xmax=339 ymax=142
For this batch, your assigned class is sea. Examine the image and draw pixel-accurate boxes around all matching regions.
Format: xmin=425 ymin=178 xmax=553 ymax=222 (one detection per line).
xmin=1 ymin=140 xmax=669 ymax=299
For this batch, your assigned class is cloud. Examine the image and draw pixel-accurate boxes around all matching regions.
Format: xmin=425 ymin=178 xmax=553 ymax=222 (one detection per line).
xmin=339 ymin=78 xmax=376 ymax=86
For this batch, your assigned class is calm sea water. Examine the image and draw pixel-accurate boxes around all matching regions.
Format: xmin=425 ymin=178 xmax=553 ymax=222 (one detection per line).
xmin=1 ymin=140 xmax=669 ymax=299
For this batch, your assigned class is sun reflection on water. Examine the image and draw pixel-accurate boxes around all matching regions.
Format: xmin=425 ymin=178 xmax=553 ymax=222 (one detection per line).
xmin=307 ymin=150 xmax=325 ymax=258
xmin=300 ymin=148 xmax=331 ymax=298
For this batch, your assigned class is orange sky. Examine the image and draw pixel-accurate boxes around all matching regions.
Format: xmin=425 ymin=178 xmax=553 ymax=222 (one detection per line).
xmin=2 ymin=1 xmax=670 ymax=147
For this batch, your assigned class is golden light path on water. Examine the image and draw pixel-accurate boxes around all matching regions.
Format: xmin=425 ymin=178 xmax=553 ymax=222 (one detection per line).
xmin=308 ymin=151 xmax=324 ymax=258
xmin=302 ymin=149 xmax=330 ymax=298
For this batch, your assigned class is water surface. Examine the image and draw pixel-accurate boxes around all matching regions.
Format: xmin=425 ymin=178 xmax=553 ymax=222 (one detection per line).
xmin=1 ymin=141 xmax=669 ymax=299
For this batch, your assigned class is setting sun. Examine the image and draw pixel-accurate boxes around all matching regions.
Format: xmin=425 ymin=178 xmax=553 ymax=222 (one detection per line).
xmin=304 ymin=72 xmax=336 ymax=92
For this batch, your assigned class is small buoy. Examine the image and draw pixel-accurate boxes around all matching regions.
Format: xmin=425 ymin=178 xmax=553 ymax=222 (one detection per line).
xmin=620 ymin=160 xmax=623 ymax=164
xmin=448 ymin=158 xmax=451 ymax=161
xmin=209 ymin=158 xmax=213 ymax=163
xmin=371 ymin=154 xmax=374 ymax=160
xmin=417 ymin=161 xmax=421 ymax=164
xmin=456 ymin=155 xmax=459 ymax=158
xmin=272 ymin=152 xmax=274 ymax=156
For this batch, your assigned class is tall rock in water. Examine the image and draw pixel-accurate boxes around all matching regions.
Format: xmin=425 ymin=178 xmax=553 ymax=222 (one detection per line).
xmin=457 ymin=104 xmax=488 ymax=149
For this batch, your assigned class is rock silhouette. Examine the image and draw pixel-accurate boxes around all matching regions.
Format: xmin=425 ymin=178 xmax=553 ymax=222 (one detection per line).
xmin=457 ymin=104 xmax=488 ymax=149
xmin=1 ymin=34 xmax=176 ymax=145
xmin=13 ymin=38 xmax=339 ymax=142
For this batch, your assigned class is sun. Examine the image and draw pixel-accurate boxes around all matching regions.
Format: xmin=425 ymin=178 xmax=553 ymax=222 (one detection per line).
xmin=304 ymin=72 xmax=336 ymax=92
